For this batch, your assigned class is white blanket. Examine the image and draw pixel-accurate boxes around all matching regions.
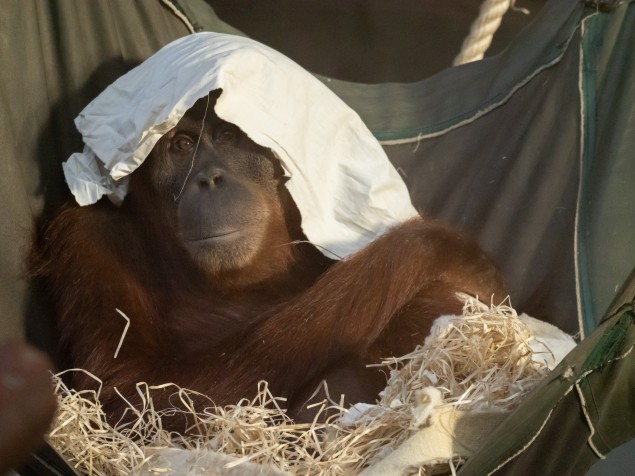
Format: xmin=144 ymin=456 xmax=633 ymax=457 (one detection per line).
xmin=62 ymin=32 xmax=418 ymax=259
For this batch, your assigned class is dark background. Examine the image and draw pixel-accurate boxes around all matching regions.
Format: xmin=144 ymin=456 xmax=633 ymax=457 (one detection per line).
xmin=208 ymin=0 xmax=546 ymax=82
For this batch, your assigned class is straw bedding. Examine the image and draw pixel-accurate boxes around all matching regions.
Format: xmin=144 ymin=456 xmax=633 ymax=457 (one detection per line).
xmin=48 ymin=297 xmax=570 ymax=475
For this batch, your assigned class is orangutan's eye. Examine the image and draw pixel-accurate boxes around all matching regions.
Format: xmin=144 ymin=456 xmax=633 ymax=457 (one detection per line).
xmin=172 ymin=134 xmax=195 ymax=153
xmin=214 ymin=123 xmax=240 ymax=144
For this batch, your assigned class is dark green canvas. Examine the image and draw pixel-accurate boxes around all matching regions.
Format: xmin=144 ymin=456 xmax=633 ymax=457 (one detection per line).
xmin=1 ymin=0 xmax=633 ymax=473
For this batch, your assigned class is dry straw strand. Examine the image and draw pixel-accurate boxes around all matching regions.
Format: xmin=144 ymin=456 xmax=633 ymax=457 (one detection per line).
xmin=49 ymin=297 xmax=554 ymax=475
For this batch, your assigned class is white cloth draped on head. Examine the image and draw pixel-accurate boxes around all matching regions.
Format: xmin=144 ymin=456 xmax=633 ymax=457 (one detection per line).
xmin=63 ymin=32 xmax=418 ymax=259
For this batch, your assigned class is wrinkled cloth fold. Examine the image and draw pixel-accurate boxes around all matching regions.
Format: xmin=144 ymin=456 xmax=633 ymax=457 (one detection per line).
xmin=63 ymin=32 xmax=418 ymax=259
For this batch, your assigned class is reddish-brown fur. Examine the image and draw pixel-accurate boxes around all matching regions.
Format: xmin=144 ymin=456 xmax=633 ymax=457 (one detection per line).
xmin=29 ymin=97 xmax=505 ymax=429
xmin=30 ymin=197 xmax=505 ymax=428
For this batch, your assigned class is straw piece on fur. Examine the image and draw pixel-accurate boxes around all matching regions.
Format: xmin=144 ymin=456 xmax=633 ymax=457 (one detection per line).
xmin=48 ymin=297 xmax=556 ymax=475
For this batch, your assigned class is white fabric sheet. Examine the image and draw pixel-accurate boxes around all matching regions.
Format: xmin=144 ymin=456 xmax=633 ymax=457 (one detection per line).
xmin=63 ymin=32 xmax=418 ymax=258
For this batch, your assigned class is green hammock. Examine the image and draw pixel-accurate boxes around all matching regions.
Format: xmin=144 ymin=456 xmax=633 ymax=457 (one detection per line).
xmin=1 ymin=0 xmax=633 ymax=474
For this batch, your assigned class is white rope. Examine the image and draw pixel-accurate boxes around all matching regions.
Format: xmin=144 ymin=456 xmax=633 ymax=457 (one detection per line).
xmin=159 ymin=0 xmax=196 ymax=34
xmin=453 ymin=0 xmax=514 ymax=66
